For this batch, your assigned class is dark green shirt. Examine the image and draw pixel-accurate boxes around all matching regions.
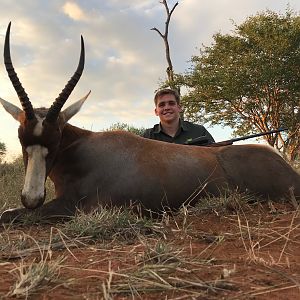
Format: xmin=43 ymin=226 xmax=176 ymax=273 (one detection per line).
xmin=143 ymin=120 xmax=215 ymax=145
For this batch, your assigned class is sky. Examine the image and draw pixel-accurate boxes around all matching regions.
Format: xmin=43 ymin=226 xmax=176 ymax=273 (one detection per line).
xmin=0 ymin=0 xmax=299 ymax=160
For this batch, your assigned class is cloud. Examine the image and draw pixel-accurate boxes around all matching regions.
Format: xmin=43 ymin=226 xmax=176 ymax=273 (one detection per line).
xmin=62 ymin=2 xmax=87 ymax=21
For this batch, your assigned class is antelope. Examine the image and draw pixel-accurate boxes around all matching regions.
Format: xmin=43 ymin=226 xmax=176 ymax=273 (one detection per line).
xmin=1 ymin=23 xmax=300 ymax=223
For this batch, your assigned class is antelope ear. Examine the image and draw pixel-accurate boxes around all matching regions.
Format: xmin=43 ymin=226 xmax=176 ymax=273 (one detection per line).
xmin=0 ymin=97 xmax=23 ymax=122
xmin=61 ymin=91 xmax=91 ymax=123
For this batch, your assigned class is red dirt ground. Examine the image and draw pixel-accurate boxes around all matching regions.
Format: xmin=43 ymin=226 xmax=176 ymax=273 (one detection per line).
xmin=0 ymin=202 xmax=299 ymax=299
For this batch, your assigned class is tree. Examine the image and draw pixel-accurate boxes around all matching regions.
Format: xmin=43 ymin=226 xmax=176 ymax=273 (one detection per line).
xmin=151 ymin=0 xmax=179 ymax=89
xmin=179 ymin=10 xmax=300 ymax=163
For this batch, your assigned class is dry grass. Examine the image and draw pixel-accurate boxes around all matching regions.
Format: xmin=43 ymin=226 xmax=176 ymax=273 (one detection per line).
xmin=3 ymin=230 xmax=66 ymax=298
xmin=237 ymin=208 xmax=300 ymax=267
xmin=8 ymin=255 xmax=65 ymax=298
xmin=0 ymin=200 xmax=299 ymax=299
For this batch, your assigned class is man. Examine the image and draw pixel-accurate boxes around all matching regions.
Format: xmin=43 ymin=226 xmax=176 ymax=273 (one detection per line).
xmin=143 ymin=88 xmax=215 ymax=145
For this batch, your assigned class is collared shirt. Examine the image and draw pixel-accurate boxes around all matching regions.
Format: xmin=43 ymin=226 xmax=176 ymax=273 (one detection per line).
xmin=143 ymin=120 xmax=215 ymax=145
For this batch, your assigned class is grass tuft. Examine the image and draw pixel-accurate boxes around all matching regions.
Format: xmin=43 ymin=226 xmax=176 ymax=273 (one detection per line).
xmin=140 ymin=240 xmax=181 ymax=265
xmin=192 ymin=191 xmax=255 ymax=215
xmin=62 ymin=207 xmax=162 ymax=243
xmin=8 ymin=255 xmax=65 ymax=298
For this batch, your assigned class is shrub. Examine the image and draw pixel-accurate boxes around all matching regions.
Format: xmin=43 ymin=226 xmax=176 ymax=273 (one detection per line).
xmin=106 ymin=122 xmax=145 ymax=136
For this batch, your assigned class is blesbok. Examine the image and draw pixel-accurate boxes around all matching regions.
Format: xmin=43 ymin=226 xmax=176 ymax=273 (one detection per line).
xmin=1 ymin=23 xmax=300 ymax=223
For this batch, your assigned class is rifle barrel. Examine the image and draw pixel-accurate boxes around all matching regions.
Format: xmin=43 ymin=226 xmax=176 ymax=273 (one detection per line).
xmin=222 ymin=127 xmax=288 ymax=144
xmin=185 ymin=127 xmax=288 ymax=146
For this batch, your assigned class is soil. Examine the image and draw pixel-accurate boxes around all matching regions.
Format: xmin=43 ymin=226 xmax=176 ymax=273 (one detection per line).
xmin=0 ymin=202 xmax=299 ymax=299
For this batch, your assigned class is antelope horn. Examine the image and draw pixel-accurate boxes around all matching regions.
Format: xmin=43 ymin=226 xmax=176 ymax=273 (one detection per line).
xmin=45 ymin=36 xmax=85 ymax=123
xmin=4 ymin=22 xmax=35 ymax=120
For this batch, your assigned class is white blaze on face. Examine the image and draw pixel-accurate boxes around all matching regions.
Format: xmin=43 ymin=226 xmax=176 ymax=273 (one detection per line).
xmin=33 ymin=116 xmax=45 ymax=136
xmin=22 ymin=145 xmax=48 ymax=207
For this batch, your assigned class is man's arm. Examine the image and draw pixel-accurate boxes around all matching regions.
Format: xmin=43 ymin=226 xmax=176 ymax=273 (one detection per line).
xmin=185 ymin=126 xmax=215 ymax=146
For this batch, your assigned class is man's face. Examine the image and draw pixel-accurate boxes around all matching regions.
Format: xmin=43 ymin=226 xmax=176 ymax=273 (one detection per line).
xmin=155 ymin=93 xmax=182 ymax=124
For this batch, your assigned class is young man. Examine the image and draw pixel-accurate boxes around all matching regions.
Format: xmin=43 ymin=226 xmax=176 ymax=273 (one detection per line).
xmin=143 ymin=88 xmax=215 ymax=145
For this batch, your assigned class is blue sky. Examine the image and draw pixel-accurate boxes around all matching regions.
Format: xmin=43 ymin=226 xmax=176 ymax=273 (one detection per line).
xmin=0 ymin=0 xmax=299 ymax=160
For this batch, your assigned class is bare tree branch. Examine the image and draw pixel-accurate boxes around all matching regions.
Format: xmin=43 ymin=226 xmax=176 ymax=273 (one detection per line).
xmin=150 ymin=27 xmax=164 ymax=38
xmin=151 ymin=0 xmax=179 ymax=87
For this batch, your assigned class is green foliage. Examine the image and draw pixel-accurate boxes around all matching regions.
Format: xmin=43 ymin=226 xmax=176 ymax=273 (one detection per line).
xmin=178 ymin=9 xmax=300 ymax=162
xmin=106 ymin=122 xmax=146 ymax=136
xmin=0 ymin=141 xmax=6 ymax=162
xmin=0 ymin=157 xmax=25 ymax=209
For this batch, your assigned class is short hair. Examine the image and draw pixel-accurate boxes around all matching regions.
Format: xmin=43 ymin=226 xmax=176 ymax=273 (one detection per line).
xmin=154 ymin=88 xmax=180 ymax=105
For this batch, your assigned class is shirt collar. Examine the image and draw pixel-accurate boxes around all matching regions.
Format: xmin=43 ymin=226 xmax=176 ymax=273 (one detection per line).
xmin=153 ymin=123 xmax=162 ymax=134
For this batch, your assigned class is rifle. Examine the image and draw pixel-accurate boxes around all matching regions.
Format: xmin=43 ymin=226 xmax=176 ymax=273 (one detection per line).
xmin=185 ymin=127 xmax=288 ymax=147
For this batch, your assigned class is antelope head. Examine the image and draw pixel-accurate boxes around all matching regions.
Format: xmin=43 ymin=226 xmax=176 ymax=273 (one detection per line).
xmin=0 ymin=22 xmax=90 ymax=209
